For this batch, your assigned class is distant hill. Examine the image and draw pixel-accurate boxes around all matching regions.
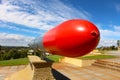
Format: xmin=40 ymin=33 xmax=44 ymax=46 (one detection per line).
xmin=0 ymin=45 xmax=29 ymax=51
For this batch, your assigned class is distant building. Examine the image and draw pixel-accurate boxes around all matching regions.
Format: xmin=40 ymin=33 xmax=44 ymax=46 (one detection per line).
xmin=90 ymin=49 xmax=102 ymax=55
xmin=117 ymin=40 xmax=120 ymax=51
xmin=45 ymin=52 xmax=50 ymax=56
xmin=28 ymin=49 xmax=34 ymax=55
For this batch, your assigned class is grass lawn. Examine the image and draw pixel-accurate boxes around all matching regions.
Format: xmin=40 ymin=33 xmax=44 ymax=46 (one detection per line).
xmin=46 ymin=54 xmax=117 ymax=62
xmin=78 ymin=54 xmax=117 ymax=60
xmin=46 ymin=55 xmax=63 ymax=62
xmin=0 ymin=58 xmax=29 ymax=66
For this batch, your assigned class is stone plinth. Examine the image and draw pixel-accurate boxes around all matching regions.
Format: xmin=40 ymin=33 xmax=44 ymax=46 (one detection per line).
xmin=60 ymin=57 xmax=95 ymax=67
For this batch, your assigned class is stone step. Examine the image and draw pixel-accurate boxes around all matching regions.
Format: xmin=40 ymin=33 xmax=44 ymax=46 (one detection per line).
xmin=97 ymin=60 xmax=120 ymax=65
xmin=92 ymin=60 xmax=120 ymax=71
xmin=94 ymin=61 xmax=120 ymax=68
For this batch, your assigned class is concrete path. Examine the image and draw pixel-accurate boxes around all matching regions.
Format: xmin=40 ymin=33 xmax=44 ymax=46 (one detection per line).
xmin=52 ymin=63 xmax=120 ymax=80
xmin=0 ymin=65 xmax=26 ymax=80
xmin=107 ymin=51 xmax=120 ymax=56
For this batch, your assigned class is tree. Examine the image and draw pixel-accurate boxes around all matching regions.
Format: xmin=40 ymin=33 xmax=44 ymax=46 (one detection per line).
xmin=19 ymin=49 xmax=28 ymax=58
xmin=3 ymin=52 xmax=11 ymax=60
xmin=13 ymin=51 xmax=20 ymax=59
xmin=0 ymin=51 xmax=4 ymax=60
xmin=9 ymin=49 xmax=20 ymax=59
xmin=111 ymin=46 xmax=115 ymax=50
xmin=0 ymin=45 xmax=1 ymax=51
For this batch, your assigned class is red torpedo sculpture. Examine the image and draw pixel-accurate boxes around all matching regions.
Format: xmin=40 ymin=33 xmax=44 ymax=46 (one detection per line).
xmin=31 ymin=19 xmax=100 ymax=57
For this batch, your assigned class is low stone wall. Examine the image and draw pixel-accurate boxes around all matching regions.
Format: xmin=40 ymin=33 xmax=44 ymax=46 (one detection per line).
xmin=29 ymin=55 xmax=55 ymax=80
xmin=60 ymin=57 xmax=95 ymax=67
xmin=5 ymin=56 xmax=55 ymax=80
xmin=5 ymin=64 xmax=34 ymax=80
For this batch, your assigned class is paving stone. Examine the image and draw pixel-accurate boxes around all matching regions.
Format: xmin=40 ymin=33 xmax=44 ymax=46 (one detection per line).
xmin=53 ymin=62 xmax=120 ymax=80
xmin=0 ymin=65 xmax=26 ymax=80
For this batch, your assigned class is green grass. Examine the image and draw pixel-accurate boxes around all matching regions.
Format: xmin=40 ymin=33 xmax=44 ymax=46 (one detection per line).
xmin=78 ymin=55 xmax=117 ymax=60
xmin=46 ymin=55 xmax=63 ymax=62
xmin=46 ymin=54 xmax=117 ymax=62
xmin=0 ymin=58 xmax=29 ymax=66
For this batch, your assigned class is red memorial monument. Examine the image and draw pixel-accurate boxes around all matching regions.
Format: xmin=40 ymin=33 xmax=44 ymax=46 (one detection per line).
xmin=30 ymin=19 xmax=100 ymax=57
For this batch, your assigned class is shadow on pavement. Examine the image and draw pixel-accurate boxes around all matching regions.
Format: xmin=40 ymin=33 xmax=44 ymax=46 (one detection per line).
xmin=52 ymin=68 xmax=70 ymax=80
xmin=45 ymin=57 xmax=70 ymax=80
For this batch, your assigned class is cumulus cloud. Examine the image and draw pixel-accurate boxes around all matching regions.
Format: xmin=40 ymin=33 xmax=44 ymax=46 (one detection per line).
xmin=0 ymin=0 xmax=91 ymax=30
xmin=0 ymin=20 xmax=40 ymax=34
xmin=96 ymin=24 xmax=120 ymax=40
xmin=97 ymin=29 xmax=118 ymax=47
xmin=0 ymin=32 xmax=34 ymax=46
xmin=114 ymin=25 xmax=120 ymax=31
xmin=99 ymin=40 xmax=117 ymax=47
xmin=100 ymin=29 xmax=120 ymax=39
xmin=1 ymin=0 xmax=119 ymax=47
xmin=0 ymin=0 xmax=91 ymax=46
xmin=95 ymin=24 xmax=120 ymax=47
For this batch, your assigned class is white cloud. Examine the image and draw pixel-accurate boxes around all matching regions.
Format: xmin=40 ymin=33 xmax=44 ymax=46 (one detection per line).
xmin=99 ymin=40 xmax=117 ymax=47
xmin=0 ymin=32 xmax=34 ymax=46
xmin=0 ymin=22 xmax=40 ymax=34
xmin=95 ymin=24 xmax=120 ymax=47
xmin=115 ymin=3 xmax=120 ymax=12
xmin=114 ymin=25 xmax=120 ymax=31
xmin=0 ymin=0 xmax=91 ymax=30
xmin=95 ymin=24 xmax=120 ymax=40
xmin=100 ymin=29 xmax=120 ymax=39
xmin=0 ymin=0 xmax=91 ymax=46
xmin=97 ymin=29 xmax=118 ymax=47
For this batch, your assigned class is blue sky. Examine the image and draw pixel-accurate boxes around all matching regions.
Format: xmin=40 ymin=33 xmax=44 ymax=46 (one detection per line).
xmin=0 ymin=0 xmax=120 ymax=46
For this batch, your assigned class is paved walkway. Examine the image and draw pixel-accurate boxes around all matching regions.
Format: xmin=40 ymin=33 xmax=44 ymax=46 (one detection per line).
xmin=0 ymin=65 xmax=26 ymax=80
xmin=28 ymin=56 xmax=45 ymax=63
xmin=52 ymin=63 xmax=120 ymax=80
xmin=107 ymin=51 xmax=120 ymax=56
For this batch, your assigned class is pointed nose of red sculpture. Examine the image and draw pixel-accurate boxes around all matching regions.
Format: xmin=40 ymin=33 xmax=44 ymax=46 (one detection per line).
xmin=43 ymin=19 xmax=100 ymax=57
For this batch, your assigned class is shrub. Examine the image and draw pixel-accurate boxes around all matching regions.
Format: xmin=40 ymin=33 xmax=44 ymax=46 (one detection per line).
xmin=3 ymin=52 xmax=11 ymax=60
xmin=19 ymin=50 xmax=28 ymax=58
xmin=0 ymin=49 xmax=28 ymax=60
xmin=8 ymin=49 xmax=20 ymax=59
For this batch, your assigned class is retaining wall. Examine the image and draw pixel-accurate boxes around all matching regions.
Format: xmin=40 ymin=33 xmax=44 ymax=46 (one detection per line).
xmin=5 ymin=64 xmax=34 ymax=80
